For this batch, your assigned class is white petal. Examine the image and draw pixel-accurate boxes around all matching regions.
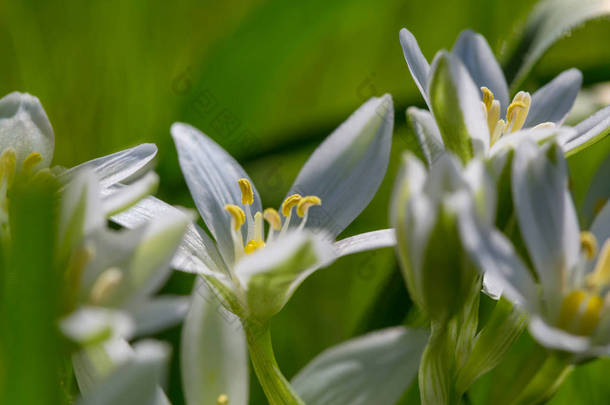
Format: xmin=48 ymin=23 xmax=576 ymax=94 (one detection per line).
xmin=406 ymin=107 xmax=445 ymax=165
xmin=112 ymin=196 xmax=228 ymax=275
xmin=76 ymin=340 xmax=171 ymax=405
xmin=452 ymin=30 xmax=509 ymax=112
xmin=292 ymin=327 xmax=428 ymax=405
xmin=428 ymin=51 xmax=489 ymax=158
xmin=334 ymin=229 xmax=395 ymax=257
xmin=457 ymin=196 xmax=538 ymax=310
xmin=564 ymin=105 xmax=610 ymax=156
xmin=102 ymin=172 xmax=159 ymax=217
xmin=529 ymin=315 xmax=591 ymax=354
xmin=60 ymin=307 xmax=134 ymax=344
xmin=488 ymin=125 xmax=574 ymax=157
xmin=171 ymin=122 xmax=262 ymax=264
xmin=399 ymin=28 xmax=431 ymax=106
xmin=512 ymin=140 xmax=580 ymax=316
xmin=181 ymin=278 xmax=249 ymax=405
xmin=234 ymin=230 xmax=336 ymax=319
xmin=64 ymin=143 xmax=158 ymax=189
xmin=130 ymin=296 xmax=190 ymax=337
xmin=0 ymin=91 xmax=54 ymax=167
xmin=286 ymin=95 xmax=393 ymax=237
xmin=524 ymin=69 xmax=582 ymax=127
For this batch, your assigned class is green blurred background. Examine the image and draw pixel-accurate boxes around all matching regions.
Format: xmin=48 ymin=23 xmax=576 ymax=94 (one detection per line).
xmin=1 ymin=0 xmax=609 ymax=403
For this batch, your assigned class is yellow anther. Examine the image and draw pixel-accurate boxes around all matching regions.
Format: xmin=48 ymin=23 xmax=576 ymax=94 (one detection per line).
xmin=224 ymin=204 xmax=245 ymax=230
xmin=281 ymin=194 xmax=302 ymax=217
xmin=533 ymin=122 xmax=555 ymax=130
xmin=578 ymin=294 xmax=604 ymax=335
xmin=580 ymin=231 xmax=598 ymax=260
xmin=263 ymin=208 xmax=282 ymax=230
xmin=237 ymin=178 xmax=254 ymax=205
xmin=481 ymin=86 xmax=494 ymax=111
xmin=22 ymin=152 xmax=43 ymax=173
xmin=0 ymin=148 xmax=17 ymax=184
xmin=217 ymin=394 xmax=229 ymax=405
xmin=296 ymin=196 xmax=322 ymax=217
xmin=244 ymin=239 xmax=265 ymax=254
xmin=558 ymin=290 xmax=587 ymax=331
xmin=588 ymin=240 xmax=610 ymax=289
xmin=506 ymin=91 xmax=531 ymax=132
xmin=90 ymin=267 xmax=123 ymax=305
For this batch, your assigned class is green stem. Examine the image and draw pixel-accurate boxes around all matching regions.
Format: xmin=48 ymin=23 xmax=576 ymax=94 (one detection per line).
xmin=243 ymin=320 xmax=304 ymax=405
xmin=512 ymin=354 xmax=573 ymax=405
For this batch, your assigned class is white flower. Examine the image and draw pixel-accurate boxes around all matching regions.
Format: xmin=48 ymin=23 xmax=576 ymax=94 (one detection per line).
xmin=399 ymin=29 xmax=608 ymax=164
xmin=459 ymin=139 xmax=610 ymax=360
xmin=113 ymin=95 xmax=396 ymax=322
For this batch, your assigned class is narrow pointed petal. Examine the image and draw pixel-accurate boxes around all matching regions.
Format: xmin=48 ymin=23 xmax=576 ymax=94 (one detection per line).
xmin=76 ymin=340 xmax=171 ymax=405
xmin=512 ymin=140 xmax=580 ymax=316
xmin=292 ymin=327 xmax=428 ymax=405
xmin=286 ymin=95 xmax=393 ymax=237
xmin=112 ymin=196 xmax=228 ymax=275
xmin=181 ymin=278 xmax=249 ymax=405
xmin=171 ymin=122 xmax=262 ymax=264
xmin=428 ymin=51 xmax=489 ymax=161
xmin=563 ymin=105 xmax=610 ymax=156
xmin=64 ymin=144 xmax=158 ymax=189
xmin=406 ymin=107 xmax=445 ymax=165
xmin=524 ymin=69 xmax=582 ymax=128
xmin=399 ymin=28 xmax=431 ymax=106
xmin=0 ymin=91 xmax=54 ymax=167
xmin=102 ymin=172 xmax=159 ymax=217
xmin=334 ymin=229 xmax=395 ymax=256
xmin=234 ymin=230 xmax=336 ymax=319
xmin=452 ymin=30 xmax=509 ymax=112
xmin=131 ymin=296 xmax=190 ymax=337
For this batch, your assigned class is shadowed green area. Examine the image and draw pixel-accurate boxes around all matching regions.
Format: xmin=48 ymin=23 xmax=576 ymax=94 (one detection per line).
xmin=1 ymin=1 xmax=609 ymax=403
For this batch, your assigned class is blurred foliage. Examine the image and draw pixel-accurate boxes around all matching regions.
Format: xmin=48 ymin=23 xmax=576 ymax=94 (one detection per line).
xmin=1 ymin=0 xmax=609 ymax=403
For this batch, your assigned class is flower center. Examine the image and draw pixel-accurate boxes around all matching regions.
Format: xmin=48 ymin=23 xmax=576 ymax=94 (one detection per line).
xmin=557 ymin=233 xmax=610 ymax=336
xmin=480 ymin=87 xmax=553 ymax=146
xmin=224 ymin=178 xmax=321 ymax=262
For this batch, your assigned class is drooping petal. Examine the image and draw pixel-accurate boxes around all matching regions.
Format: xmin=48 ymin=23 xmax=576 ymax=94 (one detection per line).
xmin=457 ymin=196 xmax=538 ymax=310
xmin=563 ymin=105 xmax=610 ymax=157
xmin=292 ymin=327 xmax=428 ymax=405
xmin=63 ymin=144 xmax=158 ymax=189
xmin=399 ymin=28 xmax=431 ymax=106
xmin=130 ymin=296 xmax=190 ymax=337
xmin=512 ymin=140 xmax=580 ymax=318
xmin=234 ymin=230 xmax=336 ymax=320
xmin=334 ymin=229 xmax=395 ymax=257
xmin=406 ymin=107 xmax=445 ymax=166
xmin=286 ymin=95 xmax=393 ymax=237
xmin=0 ymin=92 xmax=54 ymax=167
xmin=451 ymin=30 xmax=509 ymax=112
xmin=76 ymin=340 xmax=171 ymax=405
xmin=524 ymin=69 xmax=582 ymax=128
xmin=181 ymin=278 xmax=249 ymax=405
xmin=171 ymin=122 xmax=262 ymax=264
xmin=428 ymin=51 xmax=489 ymax=161
xmin=112 ymin=196 xmax=228 ymax=275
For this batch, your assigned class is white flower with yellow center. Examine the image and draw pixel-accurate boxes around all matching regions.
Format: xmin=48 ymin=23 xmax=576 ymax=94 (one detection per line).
xmin=459 ymin=139 xmax=610 ymax=360
xmin=399 ymin=28 xmax=609 ymax=164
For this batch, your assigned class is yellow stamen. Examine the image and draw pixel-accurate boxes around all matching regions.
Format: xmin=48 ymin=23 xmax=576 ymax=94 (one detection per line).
xmin=487 ymin=100 xmax=500 ymax=134
xmin=22 ymin=152 xmax=43 ymax=173
xmin=558 ymin=290 xmax=587 ymax=331
xmin=579 ymin=295 xmax=604 ymax=335
xmin=0 ymin=148 xmax=17 ymax=185
xmin=244 ymin=239 xmax=265 ymax=254
xmin=580 ymin=231 xmax=598 ymax=260
xmin=506 ymin=91 xmax=531 ymax=133
xmin=533 ymin=122 xmax=555 ymax=130
xmin=90 ymin=267 xmax=123 ymax=305
xmin=481 ymin=86 xmax=494 ymax=111
xmin=588 ymin=240 xmax=610 ymax=288
xmin=237 ymin=178 xmax=254 ymax=205
xmin=263 ymin=208 xmax=281 ymax=230
xmin=281 ymin=194 xmax=302 ymax=217
xmin=225 ymin=204 xmax=245 ymax=230
xmin=296 ymin=196 xmax=322 ymax=217
xmin=217 ymin=394 xmax=229 ymax=405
